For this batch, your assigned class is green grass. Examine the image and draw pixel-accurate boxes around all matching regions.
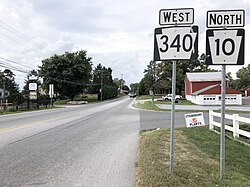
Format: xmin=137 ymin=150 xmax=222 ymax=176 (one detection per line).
xmin=136 ymin=127 xmax=250 ymax=187
xmin=54 ymin=94 xmax=99 ymax=105
xmin=135 ymin=101 xmax=161 ymax=111
xmin=136 ymin=95 xmax=162 ymax=100
xmin=157 ymin=99 xmax=195 ymax=105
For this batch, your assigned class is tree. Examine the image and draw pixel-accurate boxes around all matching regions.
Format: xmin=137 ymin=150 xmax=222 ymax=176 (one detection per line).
xmin=139 ymin=54 xmax=216 ymax=96
xmin=39 ymin=50 xmax=92 ymax=100
xmin=0 ymin=69 xmax=21 ymax=105
xmin=235 ymin=64 xmax=250 ymax=90
xmin=91 ymin=64 xmax=118 ymax=100
xmin=114 ymin=78 xmax=125 ymax=91
xmin=130 ymin=83 xmax=139 ymax=93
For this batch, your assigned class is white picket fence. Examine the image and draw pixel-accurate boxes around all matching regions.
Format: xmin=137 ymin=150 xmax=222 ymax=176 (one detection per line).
xmin=209 ymin=110 xmax=250 ymax=139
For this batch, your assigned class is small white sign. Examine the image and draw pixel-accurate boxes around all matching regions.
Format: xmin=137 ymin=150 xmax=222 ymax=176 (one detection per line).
xmin=49 ymin=84 xmax=54 ymax=98
xmin=207 ymin=10 xmax=245 ymax=28
xmin=29 ymin=91 xmax=37 ymax=100
xmin=29 ymin=83 xmax=37 ymax=91
xmin=185 ymin=112 xmax=205 ymax=128
xmin=159 ymin=8 xmax=194 ymax=25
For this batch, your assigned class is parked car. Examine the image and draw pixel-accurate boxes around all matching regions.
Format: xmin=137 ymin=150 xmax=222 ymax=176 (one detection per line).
xmin=128 ymin=92 xmax=137 ymax=98
xmin=162 ymin=94 xmax=182 ymax=101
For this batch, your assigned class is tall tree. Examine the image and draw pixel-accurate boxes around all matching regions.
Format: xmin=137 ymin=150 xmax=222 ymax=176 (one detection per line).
xmin=39 ymin=50 xmax=92 ymax=100
xmin=130 ymin=83 xmax=139 ymax=93
xmin=91 ymin=64 xmax=118 ymax=100
xmin=0 ymin=69 xmax=20 ymax=104
xmin=235 ymin=64 xmax=250 ymax=90
xmin=140 ymin=54 xmax=216 ymax=95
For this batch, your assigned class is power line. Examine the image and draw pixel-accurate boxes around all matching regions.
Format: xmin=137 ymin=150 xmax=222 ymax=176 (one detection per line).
xmin=0 ymin=32 xmax=44 ymax=54
xmin=0 ymin=62 xmax=29 ymax=74
xmin=0 ymin=19 xmax=45 ymax=49
xmin=0 ymin=56 xmax=34 ymax=70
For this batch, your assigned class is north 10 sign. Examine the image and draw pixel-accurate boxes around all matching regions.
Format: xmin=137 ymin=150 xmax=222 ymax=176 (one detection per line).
xmin=154 ymin=26 xmax=198 ymax=61
xmin=206 ymin=29 xmax=244 ymax=65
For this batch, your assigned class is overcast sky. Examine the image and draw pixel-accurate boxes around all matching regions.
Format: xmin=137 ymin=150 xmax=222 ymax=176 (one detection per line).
xmin=0 ymin=0 xmax=249 ymax=89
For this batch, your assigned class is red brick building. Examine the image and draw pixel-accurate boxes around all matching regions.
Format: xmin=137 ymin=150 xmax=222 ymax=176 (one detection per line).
xmin=244 ymin=85 xmax=250 ymax=97
xmin=185 ymin=72 xmax=242 ymax=105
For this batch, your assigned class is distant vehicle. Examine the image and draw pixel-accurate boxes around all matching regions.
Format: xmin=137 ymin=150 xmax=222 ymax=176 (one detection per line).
xmin=162 ymin=94 xmax=182 ymax=101
xmin=128 ymin=93 xmax=137 ymax=98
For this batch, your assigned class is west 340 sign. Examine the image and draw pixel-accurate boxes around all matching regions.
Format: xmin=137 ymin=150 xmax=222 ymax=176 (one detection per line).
xmin=154 ymin=26 xmax=198 ymax=61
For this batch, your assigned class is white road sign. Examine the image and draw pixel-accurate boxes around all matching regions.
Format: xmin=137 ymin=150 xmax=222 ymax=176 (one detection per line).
xmin=29 ymin=83 xmax=37 ymax=91
xmin=159 ymin=8 xmax=194 ymax=25
xmin=206 ymin=29 xmax=244 ymax=65
xmin=185 ymin=112 xmax=205 ymax=128
xmin=29 ymin=91 xmax=37 ymax=100
xmin=154 ymin=26 xmax=198 ymax=61
xmin=207 ymin=10 xmax=245 ymax=28
xmin=49 ymin=84 xmax=54 ymax=98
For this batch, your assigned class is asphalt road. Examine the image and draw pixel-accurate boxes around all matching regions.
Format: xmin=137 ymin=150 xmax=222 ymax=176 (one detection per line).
xmin=0 ymin=97 xmax=140 ymax=187
xmin=1 ymin=97 xmax=249 ymax=187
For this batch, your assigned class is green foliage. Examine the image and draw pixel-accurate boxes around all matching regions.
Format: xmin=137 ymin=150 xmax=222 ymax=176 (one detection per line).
xmin=139 ymin=54 xmax=217 ymax=95
xmin=90 ymin=64 xmax=118 ymax=100
xmin=39 ymin=50 xmax=92 ymax=100
xmin=130 ymin=83 xmax=139 ymax=93
xmin=0 ymin=69 xmax=21 ymax=104
xmin=235 ymin=64 xmax=250 ymax=90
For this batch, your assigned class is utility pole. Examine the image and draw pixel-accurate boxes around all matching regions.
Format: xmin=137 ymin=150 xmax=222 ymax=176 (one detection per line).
xmin=2 ymin=77 xmax=6 ymax=111
xmin=120 ymin=74 xmax=123 ymax=93
xmin=101 ymin=71 xmax=103 ymax=101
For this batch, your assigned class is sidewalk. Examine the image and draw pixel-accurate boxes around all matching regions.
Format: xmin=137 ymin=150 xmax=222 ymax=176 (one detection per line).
xmin=157 ymin=104 xmax=250 ymax=111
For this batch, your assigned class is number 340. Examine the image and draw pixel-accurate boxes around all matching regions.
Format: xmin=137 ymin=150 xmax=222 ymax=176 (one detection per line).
xmin=160 ymin=34 xmax=193 ymax=53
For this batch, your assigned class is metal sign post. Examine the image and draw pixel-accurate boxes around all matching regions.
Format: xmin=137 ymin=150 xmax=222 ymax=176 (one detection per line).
xmin=205 ymin=9 xmax=245 ymax=179
xmin=170 ymin=60 xmax=176 ymax=175
xmin=220 ymin=65 xmax=226 ymax=179
xmin=154 ymin=8 xmax=198 ymax=175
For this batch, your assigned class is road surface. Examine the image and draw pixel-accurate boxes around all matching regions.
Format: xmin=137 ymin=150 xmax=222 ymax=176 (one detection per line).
xmin=0 ymin=97 xmax=140 ymax=187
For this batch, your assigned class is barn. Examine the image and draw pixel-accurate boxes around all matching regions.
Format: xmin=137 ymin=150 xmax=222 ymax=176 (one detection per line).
xmin=244 ymin=85 xmax=250 ymax=97
xmin=185 ymin=72 xmax=242 ymax=105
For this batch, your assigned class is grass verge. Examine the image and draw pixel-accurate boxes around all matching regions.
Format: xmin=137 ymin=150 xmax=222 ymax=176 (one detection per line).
xmin=136 ymin=126 xmax=250 ymax=187
xmin=54 ymin=94 xmax=99 ymax=105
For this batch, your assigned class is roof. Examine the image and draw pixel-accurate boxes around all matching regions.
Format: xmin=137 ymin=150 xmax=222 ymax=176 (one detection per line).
xmin=186 ymin=72 xmax=222 ymax=82
xmin=192 ymin=84 xmax=218 ymax=95
xmin=191 ymin=84 xmax=242 ymax=96
xmin=243 ymin=85 xmax=250 ymax=90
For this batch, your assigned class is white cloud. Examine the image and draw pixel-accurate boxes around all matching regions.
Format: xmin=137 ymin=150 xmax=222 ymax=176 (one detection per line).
xmin=0 ymin=0 xmax=249 ymax=89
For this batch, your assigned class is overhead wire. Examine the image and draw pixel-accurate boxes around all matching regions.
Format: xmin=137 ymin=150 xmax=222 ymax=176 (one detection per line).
xmin=0 ymin=19 xmax=45 ymax=49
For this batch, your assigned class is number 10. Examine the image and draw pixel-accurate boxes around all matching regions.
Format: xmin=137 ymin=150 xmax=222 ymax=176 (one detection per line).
xmin=215 ymin=38 xmax=235 ymax=56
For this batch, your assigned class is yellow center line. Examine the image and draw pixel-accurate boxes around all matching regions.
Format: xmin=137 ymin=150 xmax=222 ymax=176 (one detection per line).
xmin=0 ymin=111 xmax=84 ymax=133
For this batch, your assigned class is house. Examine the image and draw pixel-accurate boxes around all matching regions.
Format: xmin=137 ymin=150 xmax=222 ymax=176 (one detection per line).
xmin=243 ymin=85 xmax=250 ymax=97
xmin=185 ymin=72 xmax=242 ymax=105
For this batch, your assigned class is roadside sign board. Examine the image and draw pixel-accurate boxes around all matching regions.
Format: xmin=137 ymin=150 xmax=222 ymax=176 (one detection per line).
xmin=49 ymin=84 xmax=54 ymax=98
xmin=185 ymin=112 xmax=205 ymax=127
xmin=29 ymin=83 xmax=37 ymax=91
xmin=154 ymin=26 xmax=198 ymax=61
xmin=207 ymin=10 xmax=245 ymax=28
xmin=206 ymin=29 xmax=244 ymax=65
xmin=159 ymin=8 xmax=194 ymax=25
xmin=29 ymin=91 xmax=37 ymax=100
